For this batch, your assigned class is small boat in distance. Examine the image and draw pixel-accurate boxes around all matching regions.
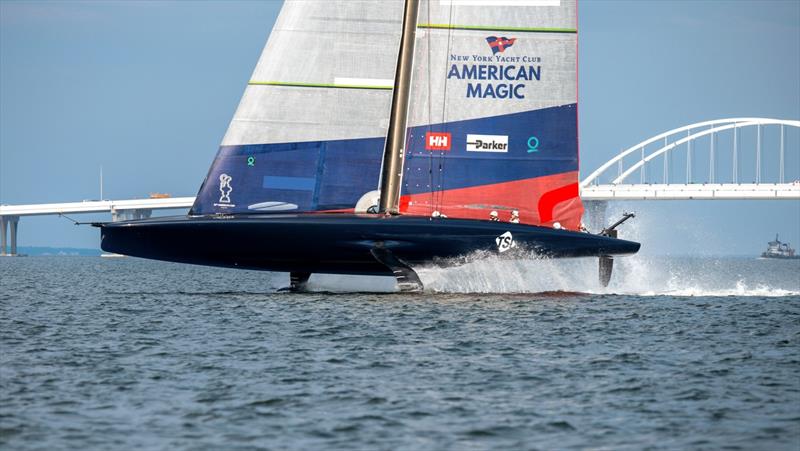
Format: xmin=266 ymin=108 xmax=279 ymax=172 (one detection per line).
xmin=761 ymin=234 xmax=799 ymax=259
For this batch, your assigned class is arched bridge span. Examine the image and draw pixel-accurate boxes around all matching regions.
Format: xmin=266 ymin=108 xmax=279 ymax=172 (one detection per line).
xmin=581 ymin=118 xmax=800 ymax=200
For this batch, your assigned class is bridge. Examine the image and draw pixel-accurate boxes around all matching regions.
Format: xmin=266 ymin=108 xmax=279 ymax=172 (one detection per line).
xmin=579 ymin=117 xmax=799 ymax=230
xmin=581 ymin=118 xmax=800 ymax=199
xmin=0 ymin=197 xmax=194 ymax=256
xmin=0 ymin=117 xmax=797 ymax=255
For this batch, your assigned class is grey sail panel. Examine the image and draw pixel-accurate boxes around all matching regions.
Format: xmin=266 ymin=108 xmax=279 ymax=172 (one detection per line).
xmin=192 ymin=0 xmax=404 ymax=215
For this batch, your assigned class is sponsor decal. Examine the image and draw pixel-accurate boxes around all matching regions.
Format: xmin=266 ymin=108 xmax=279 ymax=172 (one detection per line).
xmin=425 ymin=132 xmax=451 ymax=151
xmin=466 ymin=134 xmax=508 ymax=152
xmin=527 ymin=136 xmax=539 ymax=153
xmin=486 ymin=36 xmax=516 ymax=54
xmin=496 ymin=231 xmax=517 ymax=253
xmin=214 ymin=173 xmax=235 ymax=208
xmin=446 ymin=37 xmax=542 ymax=99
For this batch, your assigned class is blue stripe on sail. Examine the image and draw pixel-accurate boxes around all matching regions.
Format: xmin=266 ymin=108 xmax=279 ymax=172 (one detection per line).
xmin=190 ymin=104 xmax=577 ymax=215
xmin=263 ymin=176 xmax=316 ymax=191
xmin=191 ymin=136 xmax=385 ymax=215
xmin=402 ymin=104 xmax=578 ymax=195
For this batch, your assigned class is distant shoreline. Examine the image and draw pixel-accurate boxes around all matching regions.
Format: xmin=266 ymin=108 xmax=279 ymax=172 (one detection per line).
xmin=12 ymin=247 xmax=101 ymax=257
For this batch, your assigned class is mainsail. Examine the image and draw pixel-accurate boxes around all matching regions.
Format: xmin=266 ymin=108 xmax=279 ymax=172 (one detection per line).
xmin=193 ymin=0 xmax=582 ymax=230
xmin=100 ymin=0 xmax=639 ymax=291
xmin=400 ymin=0 xmax=582 ymax=229
xmin=191 ymin=0 xmax=403 ymax=215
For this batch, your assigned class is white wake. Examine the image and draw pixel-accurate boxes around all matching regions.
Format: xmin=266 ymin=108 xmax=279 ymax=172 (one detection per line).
xmin=309 ymin=210 xmax=799 ymax=296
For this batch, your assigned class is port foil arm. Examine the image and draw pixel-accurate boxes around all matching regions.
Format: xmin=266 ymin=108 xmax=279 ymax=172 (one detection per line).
xmin=370 ymin=246 xmax=423 ymax=292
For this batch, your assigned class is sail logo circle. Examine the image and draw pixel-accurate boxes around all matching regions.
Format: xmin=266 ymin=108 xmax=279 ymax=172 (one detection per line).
xmin=527 ymin=136 xmax=539 ymax=153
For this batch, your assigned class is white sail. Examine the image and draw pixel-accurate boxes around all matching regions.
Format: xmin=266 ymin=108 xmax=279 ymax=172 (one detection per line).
xmin=193 ymin=0 xmax=582 ymax=226
xmin=192 ymin=0 xmax=404 ymax=214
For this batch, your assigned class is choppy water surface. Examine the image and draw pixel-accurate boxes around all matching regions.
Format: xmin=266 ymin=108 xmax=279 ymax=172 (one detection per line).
xmin=1 ymin=255 xmax=799 ymax=450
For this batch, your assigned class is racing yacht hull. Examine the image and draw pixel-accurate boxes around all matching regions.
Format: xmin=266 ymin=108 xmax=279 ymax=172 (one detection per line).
xmin=99 ymin=214 xmax=640 ymax=276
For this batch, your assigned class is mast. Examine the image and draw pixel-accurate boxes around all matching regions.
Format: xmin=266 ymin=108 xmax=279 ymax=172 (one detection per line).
xmin=378 ymin=0 xmax=420 ymax=215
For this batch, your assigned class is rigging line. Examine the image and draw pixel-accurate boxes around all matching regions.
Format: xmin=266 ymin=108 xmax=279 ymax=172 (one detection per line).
xmin=418 ymin=24 xmax=576 ymax=33
xmin=437 ymin=0 xmax=455 ymax=213
xmin=57 ymin=213 xmax=91 ymax=226
xmin=248 ymin=80 xmax=392 ymax=90
xmin=426 ymin=0 xmax=434 ymax=216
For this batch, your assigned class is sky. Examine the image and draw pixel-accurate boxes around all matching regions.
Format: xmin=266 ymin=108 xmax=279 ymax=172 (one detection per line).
xmin=1 ymin=0 xmax=798 ymax=255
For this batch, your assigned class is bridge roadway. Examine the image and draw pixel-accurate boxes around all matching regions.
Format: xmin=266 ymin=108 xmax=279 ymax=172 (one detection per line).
xmin=582 ymin=182 xmax=800 ymax=201
xmin=0 ymin=197 xmax=196 ymax=217
xmin=3 ymin=182 xmax=797 ymax=219
xmin=2 ymin=182 xmax=798 ymax=256
xmin=0 ymin=197 xmax=195 ymax=256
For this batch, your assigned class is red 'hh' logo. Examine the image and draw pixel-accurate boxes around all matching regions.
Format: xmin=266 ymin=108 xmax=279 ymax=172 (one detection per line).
xmin=425 ymin=132 xmax=451 ymax=151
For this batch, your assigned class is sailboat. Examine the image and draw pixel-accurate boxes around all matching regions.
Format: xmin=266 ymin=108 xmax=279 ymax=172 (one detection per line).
xmin=99 ymin=0 xmax=640 ymax=291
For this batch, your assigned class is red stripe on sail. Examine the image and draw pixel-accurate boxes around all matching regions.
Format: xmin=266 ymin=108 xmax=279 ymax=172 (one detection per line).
xmin=538 ymin=182 xmax=579 ymax=223
xmin=399 ymin=172 xmax=584 ymax=230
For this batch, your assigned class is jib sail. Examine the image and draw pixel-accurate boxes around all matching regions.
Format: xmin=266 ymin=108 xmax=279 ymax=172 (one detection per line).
xmin=399 ymin=0 xmax=583 ymax=229
xmin=190 ymin=0 xmax=402 ymax=215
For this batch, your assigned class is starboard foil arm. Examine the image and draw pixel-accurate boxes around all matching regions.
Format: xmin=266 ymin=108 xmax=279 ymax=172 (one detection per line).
xmin=601 ymin=212 xmax=636 ymax=237
xmin=597 ymin=213 xmax=636 ymax=287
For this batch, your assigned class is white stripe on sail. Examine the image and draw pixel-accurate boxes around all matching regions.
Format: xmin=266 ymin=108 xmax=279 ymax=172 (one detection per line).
xmin=439 ymin=0 xmax=560 ymax=6
xmin=334 ymin=78 xmax=394 ymax=88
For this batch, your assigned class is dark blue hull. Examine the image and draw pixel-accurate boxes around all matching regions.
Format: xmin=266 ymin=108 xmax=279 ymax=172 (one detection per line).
xmin=99 ymin=214 xmax=640 ymax=276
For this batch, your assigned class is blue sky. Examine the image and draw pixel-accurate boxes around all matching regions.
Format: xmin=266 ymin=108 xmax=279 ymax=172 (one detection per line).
xmin=1 ymin=0 xmax=798 ymax=255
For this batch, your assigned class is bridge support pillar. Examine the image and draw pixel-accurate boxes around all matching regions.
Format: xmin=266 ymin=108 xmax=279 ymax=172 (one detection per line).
xmin=0 ymin=216 xmax=7 ymax=255
xmin=9 ymin=216 xmax=19 ymax=256
xmin=1 ymin=215 xmax=20 ymax=256
xmin=583 ymin=200 xmax=608 ymax=234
